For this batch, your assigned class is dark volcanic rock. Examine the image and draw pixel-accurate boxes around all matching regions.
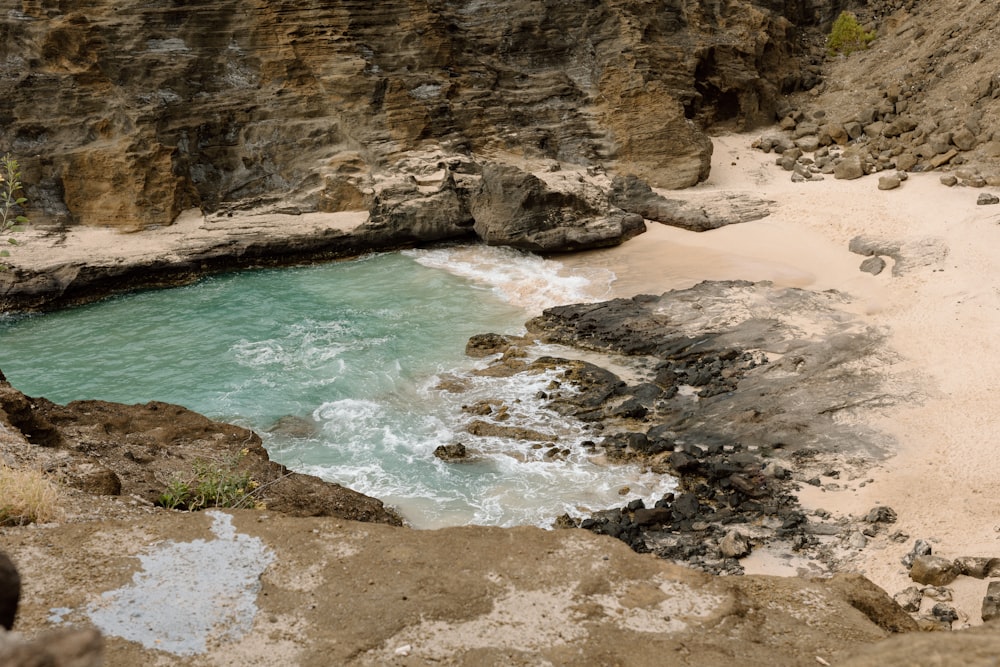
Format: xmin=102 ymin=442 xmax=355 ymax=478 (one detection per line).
xmin=481 ymin=280 xmax=897 ymax=573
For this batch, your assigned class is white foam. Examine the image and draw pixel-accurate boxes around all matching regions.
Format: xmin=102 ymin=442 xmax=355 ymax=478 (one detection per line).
xmin=405 ymin=246 xmax=615 ymax=314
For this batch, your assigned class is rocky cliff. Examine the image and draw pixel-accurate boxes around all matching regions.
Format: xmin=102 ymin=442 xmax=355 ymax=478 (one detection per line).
xmin=0 ymin=0 xmax=840 ymax=231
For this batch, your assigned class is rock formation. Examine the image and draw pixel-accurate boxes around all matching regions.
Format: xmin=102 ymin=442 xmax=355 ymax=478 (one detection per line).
xmin=0 ymin=0 xmax=837 ymax=232
xmin=0 ymin=376 xmax=402 ymax=525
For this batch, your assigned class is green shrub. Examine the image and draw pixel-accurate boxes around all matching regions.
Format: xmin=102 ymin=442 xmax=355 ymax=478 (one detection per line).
xmin=827 ymin=11 xmax=876 ymax=56
xmin=157 ymin=451 xmax=265 ymax=511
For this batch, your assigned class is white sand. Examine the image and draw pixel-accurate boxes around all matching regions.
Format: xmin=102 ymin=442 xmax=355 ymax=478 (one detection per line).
xmin=564 ymin=134 xmax=1000 ymax=623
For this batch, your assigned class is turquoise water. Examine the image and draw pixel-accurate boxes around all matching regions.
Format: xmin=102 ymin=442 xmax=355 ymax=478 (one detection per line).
xmin=0 ymin=246 xmax=675 ymax=527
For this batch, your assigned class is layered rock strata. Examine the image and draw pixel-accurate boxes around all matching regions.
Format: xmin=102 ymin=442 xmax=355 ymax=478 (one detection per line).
xmin=0 ymin=0 xmax=836 ymax=232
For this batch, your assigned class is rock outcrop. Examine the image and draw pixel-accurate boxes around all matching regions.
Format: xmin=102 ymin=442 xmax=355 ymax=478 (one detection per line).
xmin=0 ymin=377 xmax=403 ymax=525
xmin=0 ymin=1 xmax=837 ymax=231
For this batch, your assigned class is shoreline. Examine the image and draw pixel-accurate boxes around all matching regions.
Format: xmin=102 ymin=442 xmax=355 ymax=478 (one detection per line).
xmin=4 ymin=131 xmax=1000 ymax=627
xmin=565 ymin=133 xmax=1000 ymax=624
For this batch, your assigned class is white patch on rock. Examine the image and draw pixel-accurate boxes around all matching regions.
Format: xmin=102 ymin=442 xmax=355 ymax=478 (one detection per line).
xmin=85 ymin=511 xmax=275 ymax=656
xmin=409 ymin=83 xmax=443 ymax=99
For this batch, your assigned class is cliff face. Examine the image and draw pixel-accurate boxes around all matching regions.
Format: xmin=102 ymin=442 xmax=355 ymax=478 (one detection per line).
xmin=0 ymin=0 xmax=837 ymax=229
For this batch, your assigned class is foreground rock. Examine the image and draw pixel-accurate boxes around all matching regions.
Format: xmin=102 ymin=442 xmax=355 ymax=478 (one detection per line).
xmin=4 ymin=508 xmax=921 ymax=666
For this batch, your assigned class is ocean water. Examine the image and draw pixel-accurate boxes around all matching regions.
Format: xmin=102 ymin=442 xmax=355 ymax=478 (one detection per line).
xmin=0 ymin=246 xmax=676 ymax=527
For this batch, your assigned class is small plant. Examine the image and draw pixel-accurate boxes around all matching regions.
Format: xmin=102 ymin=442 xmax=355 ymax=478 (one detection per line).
xmin=0 ymin=464 xmax=63 ymax=525
xmin=0 ymin=154 xmax=26 ymax=254
xmin=827 ymin=11 xmax=876 ymax=56
xmin=156 ymin=450 xmax=265 ymax=511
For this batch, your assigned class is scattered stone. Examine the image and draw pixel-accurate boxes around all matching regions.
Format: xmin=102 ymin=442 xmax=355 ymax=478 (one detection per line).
xmin=847 ymin=532 xmax=868 ymax=550
xmin=861 ymin=256 xmax=886 ymax=276
xmin=895 ymin=152 xmax=918 ymax=171
xmin=952 ymin=126 xmax=977 ymax=152
xmin=433 ymin=443 xmax=468 ymax=461
xmin=983 ymin=581 xmax=1000 ymax=622
xmin=923 ymin=586 xmax=953 ymax=602
xmin=963 ymin=175 xmax=987 ymax=188
xmin=878 ymin=175 xmax=901 ymax=190
xmin=931 ymin=603 xmax=958 ymax=624
xmin=976 ymin=193 xmax=999 ymax=205
xmin=929 ymin=149 xmax=959 ymax=169
xmin=892 ymin=586 xmax=922 ymax=613
xmin=901 ymin=539 xmax=933 ymax=568
xmin=719 ymin=530 xmax=752 ymax=559
xmin=940 ymin=174 xmax=958 ymax=187
xmin=834 ymin=154 xmax=865 ymax=180
xmin=909 ymin=555 xmax=960 ymax=586
xmin=865 ymin=506 xmax=897 ymax=524
xmin=795 ymin=135 xmax=820 ymax=153
xmin=954 ymin=556 xmax=996 ymax=579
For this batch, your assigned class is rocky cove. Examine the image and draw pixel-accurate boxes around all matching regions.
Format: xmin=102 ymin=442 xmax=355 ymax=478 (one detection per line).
xmin=4 ymin=0 xmax=1000 ymax=665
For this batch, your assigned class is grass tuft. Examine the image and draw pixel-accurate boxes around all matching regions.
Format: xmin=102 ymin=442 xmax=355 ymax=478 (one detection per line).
xmin=0 ymin=464 xmax=64 ymax=525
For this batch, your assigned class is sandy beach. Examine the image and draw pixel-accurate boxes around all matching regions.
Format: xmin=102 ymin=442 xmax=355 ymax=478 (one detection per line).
xmin=563 ymin=133 xmax=1000 ymax=623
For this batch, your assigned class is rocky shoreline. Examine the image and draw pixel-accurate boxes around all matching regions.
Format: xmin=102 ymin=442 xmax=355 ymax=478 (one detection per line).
xmin=455 ymin=280 xmax=894 ymax=575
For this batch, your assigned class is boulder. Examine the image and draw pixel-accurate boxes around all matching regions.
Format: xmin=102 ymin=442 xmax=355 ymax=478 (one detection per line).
xmin=909 ymin=555 xmax=960 ymax=586
xmin=719 ymin=530 xmax=752 ymax=559
xmin=976 ymin=193 xmax=999 ymax=205
xmin=795 ymin=135 xmax=820 ymax=153
xmin=895 ymin=152 xmax=918 ymax=171
xmin=929 ymin=149 xmax=959 ymax=169
xmin=470 ymin=164 xmax=645 ymax=252
xmin=878 ymin=175 xmax=901 ymax=190
xmin=362 ymin=173 xmax=475 ymax=245
xmin=952 ymin=126 xmax=977 ymax=151
xmin=835 ymin=154 xmax=866 ymax=180
xmin=940 ymin=174 xmax=958 ymax=187
xmin=433 ymin=443 xmax=469 ymax=462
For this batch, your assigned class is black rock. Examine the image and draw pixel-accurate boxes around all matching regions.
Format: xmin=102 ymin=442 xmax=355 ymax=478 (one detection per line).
xmin=0 ymin=551 xmax=20 ymax=630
